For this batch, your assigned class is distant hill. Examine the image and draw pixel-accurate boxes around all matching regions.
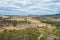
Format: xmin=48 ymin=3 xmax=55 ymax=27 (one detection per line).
xmin=0 ymin=13 xmax=60 ymax=17
xmin=0 ymin=14 xmax=4 ymax=16
xmin=39 ymin=14 xmax=60 ymax=17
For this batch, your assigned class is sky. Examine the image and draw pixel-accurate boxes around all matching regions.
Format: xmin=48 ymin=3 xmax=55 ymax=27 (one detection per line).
xmin=0 ymin=0 xmax=60 ymax=15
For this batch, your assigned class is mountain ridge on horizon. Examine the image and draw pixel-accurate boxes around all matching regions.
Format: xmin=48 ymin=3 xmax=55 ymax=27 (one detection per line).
xmin=0 ymin=13 xmax=60 ymax=16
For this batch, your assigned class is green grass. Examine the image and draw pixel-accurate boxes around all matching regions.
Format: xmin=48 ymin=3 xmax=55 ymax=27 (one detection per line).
xmin=0 ymin=27 xmax=60 ymax=40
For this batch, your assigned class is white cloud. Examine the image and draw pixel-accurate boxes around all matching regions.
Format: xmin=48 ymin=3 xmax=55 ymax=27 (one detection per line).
xmin=0 ymin=0 xmax=60 ymax=15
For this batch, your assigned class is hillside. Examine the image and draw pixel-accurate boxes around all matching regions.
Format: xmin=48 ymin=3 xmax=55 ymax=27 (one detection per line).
xmin=0 ymin=14 xmax=60 ymax=30
xmin=0 ymin=14 xmax=60 ymax=40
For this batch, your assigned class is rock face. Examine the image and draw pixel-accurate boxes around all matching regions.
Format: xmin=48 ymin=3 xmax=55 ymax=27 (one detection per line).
xmin=0 ymin=15 xmax=57 ymax=29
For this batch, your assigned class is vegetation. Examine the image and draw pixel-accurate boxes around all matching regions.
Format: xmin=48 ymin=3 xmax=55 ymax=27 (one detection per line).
xmin=0 ymin=27 xmax=60 ymax=40
xmin=0 ymin=17 xmax=31 ymax=27
xmin=0 ymin=16 xmax=60 ymax=40
xmin=0 ymin=28 xmax=40 ymax=40
xmin=41 ymin=20 xmax=60 ymax=28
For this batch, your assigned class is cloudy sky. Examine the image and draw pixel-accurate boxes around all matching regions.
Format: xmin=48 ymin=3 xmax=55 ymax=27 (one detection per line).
xmin=0 ymin=0 xmax=60 ymax=15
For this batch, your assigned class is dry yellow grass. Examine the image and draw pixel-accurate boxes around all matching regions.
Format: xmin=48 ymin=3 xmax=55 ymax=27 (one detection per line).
xmin=3 ymin=25 xmax=17 ymax=30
